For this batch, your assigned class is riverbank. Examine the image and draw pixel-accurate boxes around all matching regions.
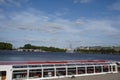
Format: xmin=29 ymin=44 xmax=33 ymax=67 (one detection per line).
xmin=48 ymin=73 xmax=120 ymax=80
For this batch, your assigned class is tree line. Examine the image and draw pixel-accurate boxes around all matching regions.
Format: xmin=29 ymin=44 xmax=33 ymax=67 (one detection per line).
xmin=0 ymin=42 xmax=66 ymax=52
xmin=76 ymin=48 xmax=120 ymax=54
xmin=0 ymin=42 xmax=13 ymax=50
xmin=0 ymin=41 xmax=120 ymax=54
xmin=20 ymin=44 xmax=66 ymax=52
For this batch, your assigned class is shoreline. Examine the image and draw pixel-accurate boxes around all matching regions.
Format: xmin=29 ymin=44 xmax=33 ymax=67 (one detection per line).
xmin=0 ymin=50 xmax=120 ymax=55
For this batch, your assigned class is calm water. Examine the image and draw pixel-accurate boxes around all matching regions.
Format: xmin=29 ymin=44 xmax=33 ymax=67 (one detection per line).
xmin=0 ymin=51 xmax=120 ymax=61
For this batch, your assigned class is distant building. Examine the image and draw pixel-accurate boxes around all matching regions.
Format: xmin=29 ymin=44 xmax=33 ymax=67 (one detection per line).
xmin=112 ymin=47 xmax=120 ymax=51
xmin=16 ymin=49 xmax=44 ymax=52
xmin=77 ymin=46 xmax=120 ymax=51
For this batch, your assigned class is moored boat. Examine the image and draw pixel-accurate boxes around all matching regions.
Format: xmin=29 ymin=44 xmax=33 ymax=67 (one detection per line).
xmin=0 ymin=60 xmax=119 ymax=80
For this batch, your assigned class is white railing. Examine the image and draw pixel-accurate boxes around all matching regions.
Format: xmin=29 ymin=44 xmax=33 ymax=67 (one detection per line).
xmin=12 ymin=63 xmax=118 ymax=80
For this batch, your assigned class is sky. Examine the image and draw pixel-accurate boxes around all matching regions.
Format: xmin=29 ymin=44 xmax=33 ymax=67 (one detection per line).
xmin=0 ymin=0 xmax=120 ymax=48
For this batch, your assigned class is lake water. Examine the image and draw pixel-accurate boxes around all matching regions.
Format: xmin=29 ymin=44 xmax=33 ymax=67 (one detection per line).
xmin=0 ymin=51 xmax=120 ymax=61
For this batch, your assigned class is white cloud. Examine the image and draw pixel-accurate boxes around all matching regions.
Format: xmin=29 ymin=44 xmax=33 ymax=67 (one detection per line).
xmin=0 ymin=8 xmax=3 ymax=13
xmin=2 ymin=8 xmax=79 ymax=35
xmin=0 ymin=8 xmax=120 ymax=47
xmin=74 ymin=18 xmax=120 ymax=46
xmin=55 ymin=8 xmax=69 ymax=16
xmin=0 ymin=0 xmax=29 ymax=7
xmin=74 ymin=0 xmax=93 ymax=4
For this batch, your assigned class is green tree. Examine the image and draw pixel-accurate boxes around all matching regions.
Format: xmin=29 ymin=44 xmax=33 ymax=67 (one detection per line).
xmin=21 ymin=44 xmax=66 ymax=52
xmin=24 ymin=44 xmax=32 ymax=49
xmin=0 ymin=42 xmax=12 ymax=50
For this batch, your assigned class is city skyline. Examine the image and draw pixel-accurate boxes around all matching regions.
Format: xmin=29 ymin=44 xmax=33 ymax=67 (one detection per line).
xmin=0 ymin=0 xmax=120 ymax=48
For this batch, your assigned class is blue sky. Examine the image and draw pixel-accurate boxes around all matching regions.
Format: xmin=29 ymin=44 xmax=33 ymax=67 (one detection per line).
xmin=0 ymin=0 xmax=120 ymax=48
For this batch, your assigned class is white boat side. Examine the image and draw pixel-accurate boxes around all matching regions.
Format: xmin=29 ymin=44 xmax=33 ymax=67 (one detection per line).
xmin=0 ymin=60 xmax=119 ymax=80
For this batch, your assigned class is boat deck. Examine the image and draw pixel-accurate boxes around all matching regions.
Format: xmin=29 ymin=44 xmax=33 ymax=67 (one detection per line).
xmin=0 ymin=60 xmax=119 ymax=80
xmin=47 ymin=73 xmax=120 ymax=80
